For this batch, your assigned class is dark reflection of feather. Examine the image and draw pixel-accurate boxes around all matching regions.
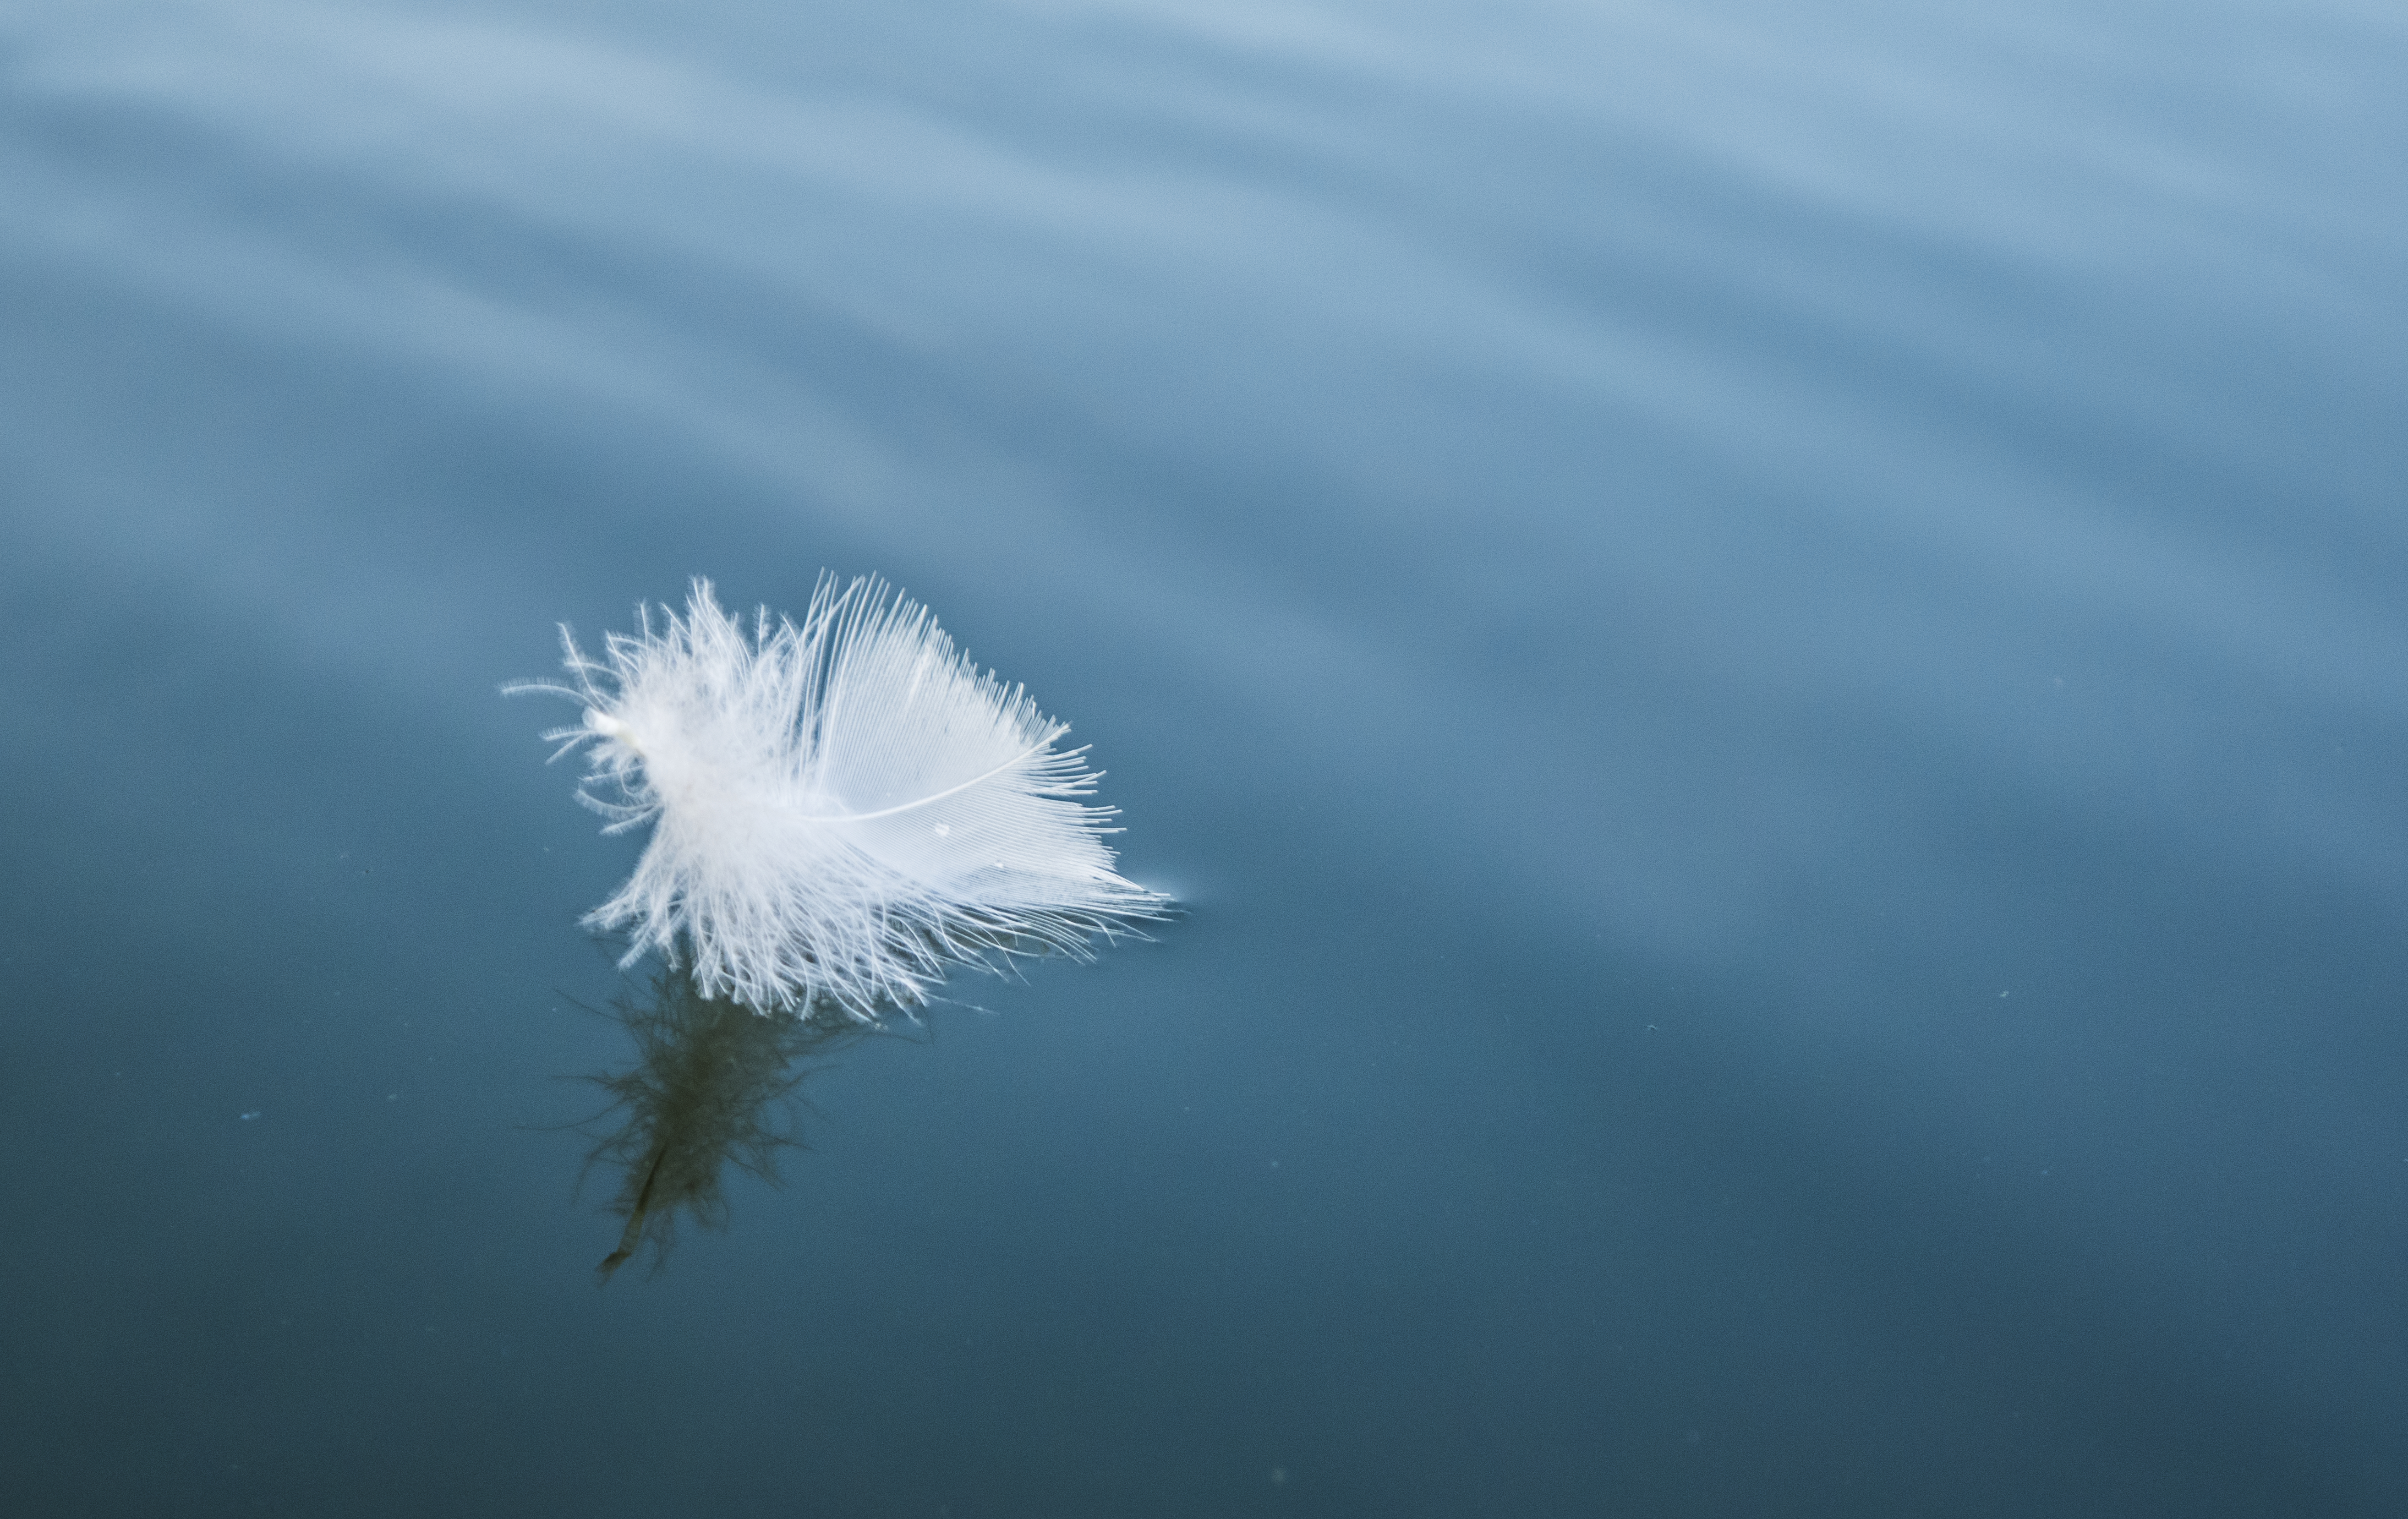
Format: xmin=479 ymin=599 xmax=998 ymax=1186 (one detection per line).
xmin=573 ymin=967 xmax=877 ymax=1282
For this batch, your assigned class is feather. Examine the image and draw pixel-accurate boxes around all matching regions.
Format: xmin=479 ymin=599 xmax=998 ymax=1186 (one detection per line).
xmin=510 ymin=576 xmax=1166 ymax=1019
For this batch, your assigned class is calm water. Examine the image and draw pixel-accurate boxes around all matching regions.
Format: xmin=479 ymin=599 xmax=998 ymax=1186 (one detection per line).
xmin=4 ymin=1 xmax=2405 ymax=1514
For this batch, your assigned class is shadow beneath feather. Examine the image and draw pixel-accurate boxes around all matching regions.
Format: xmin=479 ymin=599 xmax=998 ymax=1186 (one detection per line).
xmin=562 ymin=966 xmax=893 ymax=1283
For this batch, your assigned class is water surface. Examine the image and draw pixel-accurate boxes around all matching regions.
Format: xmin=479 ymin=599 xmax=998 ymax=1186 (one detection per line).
xmin=4 ymin=2 xmax=2405 ymax=1514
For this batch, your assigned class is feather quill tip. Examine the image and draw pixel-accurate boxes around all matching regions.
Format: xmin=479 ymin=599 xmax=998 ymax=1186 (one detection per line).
xmin=512 ymin=576 xmax=1169 ymax=1019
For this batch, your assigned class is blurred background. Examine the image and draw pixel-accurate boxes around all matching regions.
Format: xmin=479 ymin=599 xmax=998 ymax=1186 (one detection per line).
xmin=3 ymin=1 xmax=2404 ymax=1513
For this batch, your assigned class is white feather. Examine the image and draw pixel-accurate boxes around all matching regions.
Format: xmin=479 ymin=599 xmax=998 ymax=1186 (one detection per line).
xmin=511 ymin=576 xmax=1166 ymax=1019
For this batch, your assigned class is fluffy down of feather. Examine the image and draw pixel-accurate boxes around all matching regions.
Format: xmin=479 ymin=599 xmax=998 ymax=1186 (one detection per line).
xmin=512 ymin=577 xmax=1165 ymax=1018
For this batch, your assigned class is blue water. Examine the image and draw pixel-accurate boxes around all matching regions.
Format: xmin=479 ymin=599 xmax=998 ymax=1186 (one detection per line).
xmin=4 ymin=1 xmax=2405 ymax=1513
